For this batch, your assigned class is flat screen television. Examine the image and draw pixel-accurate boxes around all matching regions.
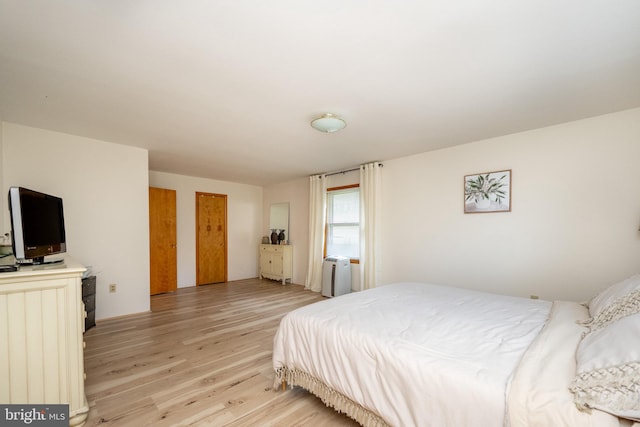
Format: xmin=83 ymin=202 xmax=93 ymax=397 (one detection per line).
xmin=8 ymin=186 xmax=67 ymax=264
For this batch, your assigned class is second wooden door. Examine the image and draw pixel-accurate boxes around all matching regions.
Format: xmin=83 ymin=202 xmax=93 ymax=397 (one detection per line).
xmin=196 ymin=192 xmax=227 ymax=285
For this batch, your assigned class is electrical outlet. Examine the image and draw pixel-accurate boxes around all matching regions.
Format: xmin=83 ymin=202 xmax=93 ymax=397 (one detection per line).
xmin=530 ymin=294 xmax=539 ymax=300
xmin=109 ymin=284 xmax=117 ymax=293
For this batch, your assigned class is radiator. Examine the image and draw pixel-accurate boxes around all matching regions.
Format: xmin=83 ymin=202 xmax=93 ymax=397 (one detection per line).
xmin=322 ymin=256 xmax=351 ymax=297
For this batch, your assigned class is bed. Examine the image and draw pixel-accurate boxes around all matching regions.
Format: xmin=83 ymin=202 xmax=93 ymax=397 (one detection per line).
xmin=273 ymin=280 xmax=640 ymax=427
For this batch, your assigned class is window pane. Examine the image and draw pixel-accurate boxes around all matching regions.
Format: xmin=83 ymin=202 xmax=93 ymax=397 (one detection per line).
xmin=326 ymin=186 xmax=360 ymax=260
xmin=330 ymin=191 xmax=359 ymax=223
xmin=327 ymin=224 xmax=359 ymax=258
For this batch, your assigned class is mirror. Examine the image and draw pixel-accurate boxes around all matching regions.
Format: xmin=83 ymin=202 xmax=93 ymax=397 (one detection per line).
xmin=269 ymin=202 xmax=289 ymax=244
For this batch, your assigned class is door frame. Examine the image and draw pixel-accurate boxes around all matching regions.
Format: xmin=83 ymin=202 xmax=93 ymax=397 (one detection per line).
xmin=195 ymin=192 xmax=228 ymax=285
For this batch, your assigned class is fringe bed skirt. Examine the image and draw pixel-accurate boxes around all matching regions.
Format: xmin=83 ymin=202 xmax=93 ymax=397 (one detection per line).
xmin=274 ymin=367 xmax=391 ymax=427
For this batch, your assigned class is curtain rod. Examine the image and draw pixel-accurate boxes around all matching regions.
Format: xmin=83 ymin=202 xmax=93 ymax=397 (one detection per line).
xmin=325 ymin=167 xmax=359 ymax=177
xmin=324 ymin=162 xmax=383 ymax=177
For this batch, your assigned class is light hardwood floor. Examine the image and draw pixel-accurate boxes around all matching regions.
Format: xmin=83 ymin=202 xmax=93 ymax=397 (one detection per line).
xmin=83 ymin=279 xmax=360 ymax=427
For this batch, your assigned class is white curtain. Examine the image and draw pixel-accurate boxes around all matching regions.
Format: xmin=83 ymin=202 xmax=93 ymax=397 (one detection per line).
xmin=359 ymin=162 xmax=382 ymax=290
xmin=304 ymin=174 xmax=327 ymax=292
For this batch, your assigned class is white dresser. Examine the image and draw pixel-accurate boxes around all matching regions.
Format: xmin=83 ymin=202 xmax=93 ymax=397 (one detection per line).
xmin=259 ymin=244 xmax=293 ymax=285
xmin=0 ymin=256 xmax=89 ymax=426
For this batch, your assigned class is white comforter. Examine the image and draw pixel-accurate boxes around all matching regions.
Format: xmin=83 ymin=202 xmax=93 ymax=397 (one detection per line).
xmin=273 ymin=282 xmax=553 ymax=426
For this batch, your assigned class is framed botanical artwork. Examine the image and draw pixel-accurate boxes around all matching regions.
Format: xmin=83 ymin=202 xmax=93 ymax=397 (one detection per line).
xmin=464 ymin=169 xmax=511 ymax=213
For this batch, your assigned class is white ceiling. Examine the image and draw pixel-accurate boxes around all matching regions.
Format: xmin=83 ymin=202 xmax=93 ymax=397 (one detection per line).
xmin=1 ymin=1 xmax=639 ymax=186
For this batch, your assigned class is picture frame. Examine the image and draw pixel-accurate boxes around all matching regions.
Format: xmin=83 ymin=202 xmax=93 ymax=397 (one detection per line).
xmin=464 ymin=169 xmax=511 ymax=213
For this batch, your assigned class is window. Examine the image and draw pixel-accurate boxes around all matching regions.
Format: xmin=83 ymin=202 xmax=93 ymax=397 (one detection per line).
xmin=325 ymin=185 xmax=359 ymax=261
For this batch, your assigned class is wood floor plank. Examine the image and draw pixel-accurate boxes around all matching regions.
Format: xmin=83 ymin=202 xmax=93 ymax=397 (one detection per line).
xmin=83 ymin=279 xmax=360 ymax=426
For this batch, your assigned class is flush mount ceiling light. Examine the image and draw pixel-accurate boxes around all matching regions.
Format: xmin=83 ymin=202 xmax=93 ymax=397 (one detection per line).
xmin=310 ymin=113 xmax=346 ymax=133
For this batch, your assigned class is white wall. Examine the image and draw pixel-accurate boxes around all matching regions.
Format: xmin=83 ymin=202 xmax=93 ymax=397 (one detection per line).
xmin=1 ymin=122 xmax=150 ymax=319
xmin=266 ymin=108 xmax=640 ymax=302
xmin=149 ymin=171 xmax=262 ymax=287
xmin=381 ymin=108 xmax=640 ymax=301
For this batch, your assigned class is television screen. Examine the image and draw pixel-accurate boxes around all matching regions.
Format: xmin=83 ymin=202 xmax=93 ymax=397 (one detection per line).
xmin=8 ymin=187 xmax=66 ymax=264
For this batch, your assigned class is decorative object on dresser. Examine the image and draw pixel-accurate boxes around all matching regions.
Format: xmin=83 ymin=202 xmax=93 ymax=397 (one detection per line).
xmin=0 ymin=232 xmax=11 ymax=255
xmin=259 ymin=244 xmax=293 ymax=285
xmin=269 ymin=202 xmax=289 ymax=243
xmin=0 ymin=256 xmax=89 ymax=426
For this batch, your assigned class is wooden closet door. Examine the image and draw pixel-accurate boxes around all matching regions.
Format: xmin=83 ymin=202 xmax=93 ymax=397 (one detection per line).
xmin=149 ymin=187 xmax=177 ymax=295
xmin=196 ymin=192 xmax=227 ymax=285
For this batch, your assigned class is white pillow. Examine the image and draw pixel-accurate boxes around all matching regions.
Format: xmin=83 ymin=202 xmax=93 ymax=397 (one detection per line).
xmin=583 ymin=274 xmax=640 ymax=333
xmin=589 ymin=274 xmax=640 ymax=318
xmin=570 ymin=313 xmax=640 ymax=420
